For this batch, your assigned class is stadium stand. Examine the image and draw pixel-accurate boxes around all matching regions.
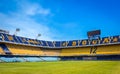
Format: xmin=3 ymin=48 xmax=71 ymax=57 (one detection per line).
xmin=23 ymin=57 xmax=42 ymax=62
xmin=60 ymin=44 xmax=120 ymax=56
xmin=0 ymin=57 xmax=24 ymax=62
xmin=0 ymin=32 xmax=120 ymax=62
xmin=6 ymin=44 xmax=44 ymax=56
xmin=42 ymin=49 xmax=61 ymax=56
xmin=60 ymin=47 xmax=90 ymax=56
xmin=0 ymin=56 xmax=59 ymax=62
xmin=0 ymin=44 xmax=11 ymax=54
xmin=96 ymin=44 xmax=120 ymax=55
xmin=40 ymin=57 xmax=59 ymax=61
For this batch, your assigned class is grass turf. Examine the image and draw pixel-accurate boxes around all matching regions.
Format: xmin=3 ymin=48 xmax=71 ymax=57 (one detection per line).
xmin=0 ymin=61 xmax=120 ymax=74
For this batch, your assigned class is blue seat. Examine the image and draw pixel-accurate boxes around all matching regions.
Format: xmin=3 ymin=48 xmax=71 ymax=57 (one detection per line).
xmin=0 ymin=57 xmax=25 ymax=62
xmin=23 ymin=57 xmax=42 ymax=62
xmin=40 ymin=57 xmax=59 ymax=61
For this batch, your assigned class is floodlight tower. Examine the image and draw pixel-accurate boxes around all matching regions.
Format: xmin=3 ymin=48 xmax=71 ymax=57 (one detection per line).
xmin=14 ymin=28 xmax=20 ymax=36
xmin=36 ymin=34 xmax=41 ymax=40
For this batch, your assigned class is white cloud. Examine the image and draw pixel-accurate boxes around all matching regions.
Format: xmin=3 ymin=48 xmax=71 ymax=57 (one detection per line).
xmin=18 ymin=1 xmax=51 ymax=16
xmin=0 ymin=1 xmax=56 ymax=41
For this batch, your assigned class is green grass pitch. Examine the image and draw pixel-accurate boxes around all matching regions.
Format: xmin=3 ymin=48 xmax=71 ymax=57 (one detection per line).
xmin=0 ymin=61 xmax=120 ymax=74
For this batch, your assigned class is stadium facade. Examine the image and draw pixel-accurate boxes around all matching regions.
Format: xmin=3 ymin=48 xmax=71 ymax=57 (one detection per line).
xmin=0 ymin=32 xmax=120 ymax=62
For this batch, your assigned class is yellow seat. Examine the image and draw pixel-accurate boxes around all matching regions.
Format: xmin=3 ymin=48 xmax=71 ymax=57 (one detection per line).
xmin=60 ymin=44 xmax=120 ymax=56
xmin=43 ymin=49 xmax=61 ymax=56
xmin=6 ymin=44 xmax=44 ymax=56
xmin=60 ymin=47 xmax=90 ymax=56
xmin=6 ymin=44 xmax=120 ymax=56
xmin=97 ymin=44 xmax=120 ymax=55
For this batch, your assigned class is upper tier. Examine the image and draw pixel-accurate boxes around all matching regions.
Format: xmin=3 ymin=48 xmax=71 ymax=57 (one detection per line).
xmin=0 ymin=33 xmax=120 ymax=48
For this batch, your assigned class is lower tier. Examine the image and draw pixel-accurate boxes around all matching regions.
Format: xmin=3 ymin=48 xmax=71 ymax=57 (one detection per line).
xmin=0 ymin=55 xmax=120 ymax=62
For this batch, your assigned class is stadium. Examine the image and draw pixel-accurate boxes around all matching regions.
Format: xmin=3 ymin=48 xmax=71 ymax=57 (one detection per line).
xmin=0 ymin=0 xmax=120 ymax=74
xmin=0 ymin=29 xmax=120 ymax=62
xmin=0 ymin=29 xmax=120 ymax=74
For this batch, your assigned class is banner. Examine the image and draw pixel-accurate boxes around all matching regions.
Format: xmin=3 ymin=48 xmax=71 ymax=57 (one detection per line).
xmin=101 ymin=37 xmax=110 ymax=44
xmin=0 ymin=33 xmax=4 ymax=41
xmin=47 ymin=41 xmax=54 ymax=47
xmin=67 ymin=40 xmax=79 ymax=47
xmin=79 ymin=39 xmax=89 ymax=46
xmin=61 ymin=41 xmax=68 ymax=47
xmin=110 ymin=35 xmax=119 ymax=43
xmin=90 ymin=39 xmax=100 ymax=45
xmin=40 ymin=41 xmax=48 ymax=46
xmin=52 ymin=41 xmax=61 ymax=47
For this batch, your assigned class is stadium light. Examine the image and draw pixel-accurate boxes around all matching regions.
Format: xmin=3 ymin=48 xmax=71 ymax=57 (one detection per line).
xmin=14 ymin=28 xmax=20 ymax=36
xmin=0 ymin=29 xmax=9 ymax=34
xmin=36 ymin=34 xmax=41 ymax=40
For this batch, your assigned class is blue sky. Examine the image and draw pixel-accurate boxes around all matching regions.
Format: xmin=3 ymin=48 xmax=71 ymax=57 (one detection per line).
xmin=0 ymin=0 xmax=120 ymax=41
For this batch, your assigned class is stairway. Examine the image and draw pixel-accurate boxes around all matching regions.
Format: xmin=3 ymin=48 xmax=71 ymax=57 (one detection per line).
xmin=0 ymin=44 xmax=12 ymax=54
